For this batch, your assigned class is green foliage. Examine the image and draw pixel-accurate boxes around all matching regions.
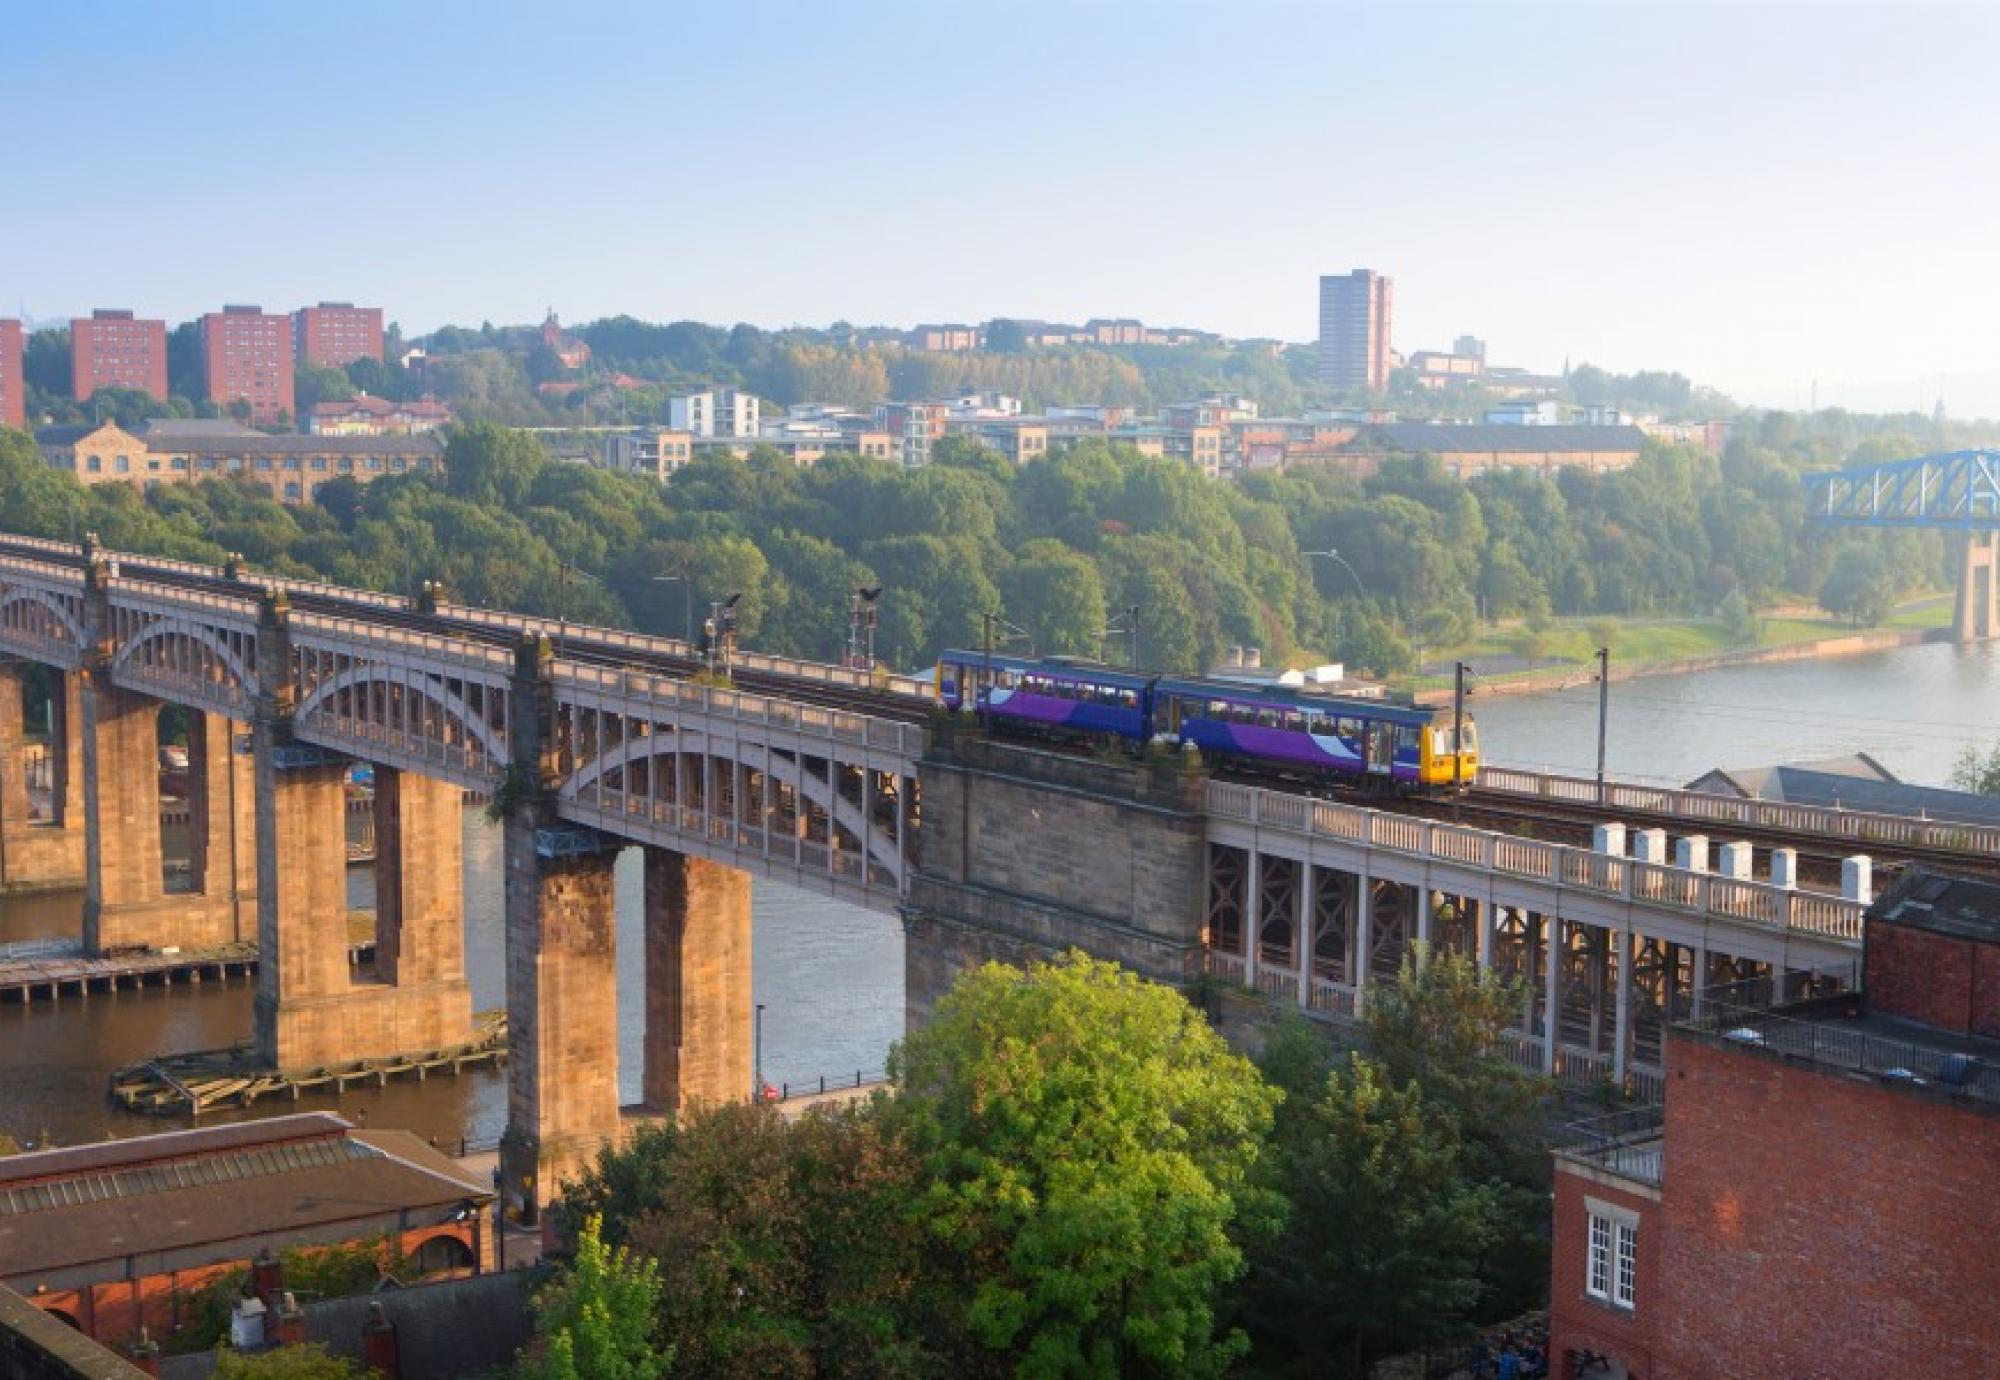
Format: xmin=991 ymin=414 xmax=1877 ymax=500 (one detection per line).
xmin=1818 ymin=547 xmax=1899 ymax=626
xmin=1243 ymin=1030 xmax=1505 ymax=1377
xmin=279 ymin=1234 xmax=411 ymax=1298
xmin=162 ymin=1269 xmax=249 ymax=1354
xmin=888 ymin=951 xmax=1279 ymax=1378
xmin=213 ymin=1343 xmax=362 ymax=1378
xmin=1950 ymin=742 xmax=2000 ymax=796
xmin=567 ymin=1104 xmax=933 ymax=1379
xmin=516 ymin=1214 xmax=672 ymax=1380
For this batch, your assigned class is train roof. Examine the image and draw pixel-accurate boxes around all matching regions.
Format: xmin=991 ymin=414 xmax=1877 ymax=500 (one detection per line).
xmin=1155 ymin=677 xmax=1442 ymax=726
xmin=938 ymin=650 xmax=1157 ymax=692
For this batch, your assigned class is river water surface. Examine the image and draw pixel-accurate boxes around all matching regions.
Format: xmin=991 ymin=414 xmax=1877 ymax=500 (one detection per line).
xmin=3 ymin=638 xmax=1996 ymax=1151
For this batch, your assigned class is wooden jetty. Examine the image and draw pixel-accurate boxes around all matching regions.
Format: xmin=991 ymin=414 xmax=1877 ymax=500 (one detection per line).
xmin=0 ymin=929 xmax=381 ymax=1006
xmin=109 ymin=1009 xmax=508 ymax=1116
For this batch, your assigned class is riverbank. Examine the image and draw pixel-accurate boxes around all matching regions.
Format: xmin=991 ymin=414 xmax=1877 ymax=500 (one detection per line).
xmin=1410 ymin=626 xmax=1942 ymax=705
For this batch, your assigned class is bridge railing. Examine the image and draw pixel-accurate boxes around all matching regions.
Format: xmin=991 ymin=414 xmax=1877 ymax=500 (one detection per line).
xmin=0 ymin=553 xmax=85 ymax=589
xmin=1476 ymin=763 xmax=2000 ymax=860
xmin=1205 ymin=780 xmax=1865 ymax=943
xmin=553 ymin=662 xmax=925 ymax=759
xmin=291 ymin=609 xmax=517 ymax=676
xmin=440 ymin=602 xmax=935 ymax=701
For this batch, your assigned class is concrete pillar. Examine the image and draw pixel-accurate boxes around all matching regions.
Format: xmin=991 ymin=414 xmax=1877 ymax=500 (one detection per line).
xmin=1954 ymin=531 xmax=2000 ymax=643
xmin=1717 ymin=841 xmax=1753 ymax=880
xmin=501 ymin=821 xmax=621 ymax=1214
xmin=1297 ymin=861 xmax=1314 ymax=1010
xmin=1242 ymin=848 xmax=1260 ymax=988
xmin=1842 ymin=854 xmax=1873 ymax=904
xmin=1633 ymin=828 xmax=1667 ymax=865
xmin=252 ymin=756 xmax=353 ymax=1068
xmin=1353 ymin=873 xmax=1372 ymax=1014
xmin=1675 ymin=834 xmax=1709 ymax=873
xmin=643 ymin=848 xmax=752 ymax=1111
xmin=1474 ymin=894 xmax=1493 ymax=971
xmin=1770 ymin=847 xmax=1798 ymax=889
xmin=81 ymin=683 xmax=165 ymax=953
xmin=0 ymin=665 xmax=86 ymax=892
xmin=1593 ymin=822 xmax=1627 ymax=856
xmin=1417 ymin=889 xmax=1435 ymax=953
xmin=1541 ymin=914 xmax=1560 ymax=1073
xmin=1612 ymin=927 xmax=1631 ymax=1087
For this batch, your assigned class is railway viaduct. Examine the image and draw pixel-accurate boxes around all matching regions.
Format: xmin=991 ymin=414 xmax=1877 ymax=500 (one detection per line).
xmin=0 ymin=532 xmax=1962 ymax=1215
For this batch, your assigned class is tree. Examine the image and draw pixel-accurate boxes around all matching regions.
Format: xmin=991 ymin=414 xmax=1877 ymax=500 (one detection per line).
xmin=1242 ymin=1029 xmax=1504 ymax=1377
xmin=889 ymin=952 xmax=1279 ymax=1378
xmin=570 ymin=1104 xmax=935 ymax=1380
xmin=516 ymin=1214 xmax=672 ymax=1380
xmin=984 ymin=319 xmax=1028 ymax=352
xmin=444 ymin=421 xmax=545 ymax=508
xmin=1950 ymin=742 xmax=2000 ymax=795
xmin=23 ymin=329 xmax=71 ymax=395
xmin=1000 ymin=541 xmax=1109 ymax=658
xmin=1718 ymin=587 xmax=1757 ymax=643
xmin=1818 ymin=547 xmax=1897 ymax=626
xmin=295 ymin=364 xmax=356 ymax=413
xmin=213 ymin=1344 xmax=361 ymax=1378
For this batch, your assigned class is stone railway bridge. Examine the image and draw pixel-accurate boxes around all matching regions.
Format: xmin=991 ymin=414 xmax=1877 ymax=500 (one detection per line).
xmin=0 ymin=535 xmax=1890 ymax=1213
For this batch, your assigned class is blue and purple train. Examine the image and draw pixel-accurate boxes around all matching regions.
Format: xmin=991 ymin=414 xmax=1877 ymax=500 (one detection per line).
xmin=936 ymin=650 xmax=1480 ymax=792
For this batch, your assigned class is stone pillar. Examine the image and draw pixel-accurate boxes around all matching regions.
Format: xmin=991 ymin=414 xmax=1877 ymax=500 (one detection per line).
xmin=1353 ymin=872 xmax=1372 ymax=1015
xmin=1717 ymin=841 xmax=1753 ymax=881
xmin=501 ymin=821 xmax=620 ymax=1215
xmin=0 ymin=665 xmax=87 ymax=892
xmin=187 ymin=711 xmax=257 ymax=943
xmin=1541 ymin=914 xmax=1561 ymax=1073
xmin=1592 ymin=822 xmax=1626 ymax=856
xmin=1770 ymin=848 xmax=1798 ymax=889
xmin=1296 ymin=861 xmax=1314 ymax=1011
xmin=374 ymin=767 xmax=468 ymax=988
xmin=642 ymin=848 xmax=752 ymax=1112
xmin=1242 ymin=847 xmax=1260 ymax=989
xmin=1612 ymin=927 xmax=1631 ymax=1087
xmin=1842 ymin=854 xmax=1873 ymax=903
xmin=1675 ymin=834 xmax=1709 ymax=873
xmin=81 ymin=683 xmax=165 ymax=953
xmin=252 ymin=754 xmax=354 ymax=1068
xmin=1632 ymin=828 xmax=1667 ymax=865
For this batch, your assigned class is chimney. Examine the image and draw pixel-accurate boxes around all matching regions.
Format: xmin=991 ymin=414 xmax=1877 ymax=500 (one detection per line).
xmin=129 ymin=1328 xmax=161 ymax=1377
xmin=251 ymin=1247 xmax=283 ymax=1305
xmin=274 ymin=1291 xmax=308 ymax=1347
xmin=1244 ymin=647 xmax=1262 ymax=669
xmin=1226 ymin=646 xmax=1244 ymax=668
xmin=362 ymin=1300 xmax=400 ymax=1379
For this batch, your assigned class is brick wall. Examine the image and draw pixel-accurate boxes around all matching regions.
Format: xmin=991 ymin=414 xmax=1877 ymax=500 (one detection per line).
xmin=1654 ymin=1034 xmax=2000 ymax=1377
xmin=1866 ymin=921 xmax=2000 ymax=1037
xmin=1548 ymin=1161 xmax=1660 ymax=1379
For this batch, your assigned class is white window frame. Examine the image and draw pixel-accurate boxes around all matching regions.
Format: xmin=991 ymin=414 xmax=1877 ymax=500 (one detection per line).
xmin=1585 ymin=1196 xmax=1640 ymax=1311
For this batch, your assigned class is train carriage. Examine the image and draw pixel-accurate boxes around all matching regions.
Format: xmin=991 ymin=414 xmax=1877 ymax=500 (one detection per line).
xmin=937 ymin=650 xmax=1153 ymax=740
xmin=1155 ymin=680 xmax=1477 ymax=790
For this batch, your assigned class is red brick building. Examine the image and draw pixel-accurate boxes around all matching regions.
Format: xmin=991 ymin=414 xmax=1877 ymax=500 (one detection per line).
xmin=201 ymin=305 xmax=295 ymax=424
xmin=293 ymin=302 xmax=385 ymax=368
xmin=0 ymin=320 xmax=21 ymax=427
xmin=1549 ymin=868 xmax=2000 ymax=1379
xmin=0 ymin=1113 xmax=491 ymax=1347
xmin=70 ymin=309 xmax=168 ymax=402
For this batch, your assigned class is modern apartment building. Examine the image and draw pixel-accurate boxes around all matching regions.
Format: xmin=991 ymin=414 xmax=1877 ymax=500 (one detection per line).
xmin=70 ymin=309 xmax=168 ymax=402
xmin=667 ymin=388 xmax=759 ymax=438
xmin=0 ymin=320 xmax=21 ymax=427
xmin=1317 ymin=269 xmax=1393 ymax=393
xmin=292 ymin=301 xmax=384 ymax=368
xmin=200 ymin=305 xmax=295 ymax=424
xmin=877 ymin=401 xmax=951 ymax=469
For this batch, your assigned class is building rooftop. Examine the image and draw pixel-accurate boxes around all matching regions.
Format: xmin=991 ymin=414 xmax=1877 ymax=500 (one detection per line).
xmin=1363 ymin=423 xmax=1649 ymax=453
xmin=1870 ymin=868 xmax=2000 ymax=945
xmin=1689 ymin=757 xmax=2000 ymax=828
xmin=0 ymin=1113 xmax=488 ymax=1279
xmin=138 ymin=418 xmax=263 ymax=440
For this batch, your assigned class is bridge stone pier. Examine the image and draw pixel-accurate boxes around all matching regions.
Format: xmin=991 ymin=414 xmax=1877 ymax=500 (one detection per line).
xmin=1956 ymin=531 xmax=2000 ymax=643
xmin=902 ymin=728 xmax=1209 ymax=1027
xmin=0 ymin=663 xmax=84 ymax=892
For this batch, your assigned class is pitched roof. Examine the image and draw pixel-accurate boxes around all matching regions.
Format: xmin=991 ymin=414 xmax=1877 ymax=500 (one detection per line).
xmin=151 ymin=433 xmax=445 ymax=458
xmin=138 ymin=418 xmax=262 ymax=439
xmin=1362 ymin=423 xmax=1648 ymax=454
xmin=0 ymin=1114 xmax=488 ymax=1278
xmin=1868 ymin=869 xmax=2000 ymax=945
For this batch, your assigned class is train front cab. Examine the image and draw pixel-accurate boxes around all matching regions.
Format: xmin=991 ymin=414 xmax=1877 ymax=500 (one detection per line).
xmin=1417 ymin=714 xmax=1479 ymax=788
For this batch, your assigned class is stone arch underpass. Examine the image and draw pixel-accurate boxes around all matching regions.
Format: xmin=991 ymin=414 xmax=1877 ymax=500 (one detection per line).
xmin=558 ymin=729 xmax=906 ymax=884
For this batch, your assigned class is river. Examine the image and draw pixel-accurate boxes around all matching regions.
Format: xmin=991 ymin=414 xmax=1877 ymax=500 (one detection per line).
xmin=4 ymin=637 xmax=1997 ymax=1153
xmin=0 ymin=817 xmax=904 ymax=1151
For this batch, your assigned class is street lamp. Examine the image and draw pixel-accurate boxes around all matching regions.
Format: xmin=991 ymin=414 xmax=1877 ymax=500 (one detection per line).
xmin=555 ymin=560 xmax=598 ymax=659
xmin=1302 ymin=548 xmax=1367 ymax=597
xmin=848 ymin=585 xmax=883 ymax=671
xmin=652 ymin=557 xmax=696 ymax=646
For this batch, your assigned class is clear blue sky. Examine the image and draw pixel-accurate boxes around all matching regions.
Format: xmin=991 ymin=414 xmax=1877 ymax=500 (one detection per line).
xmin=7 ymin=1 xmax=1998 ymax=415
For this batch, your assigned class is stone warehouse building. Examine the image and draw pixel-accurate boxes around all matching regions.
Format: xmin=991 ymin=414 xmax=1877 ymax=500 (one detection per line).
xmin=1547 ymin=867 xmax=2000 ymax=1379
xmin=34 ymin=421 xmax=443 ymax=505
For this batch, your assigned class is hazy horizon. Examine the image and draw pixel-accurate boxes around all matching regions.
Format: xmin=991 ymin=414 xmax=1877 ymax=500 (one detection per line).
xmin=8 ymin=0 xmax=1998 ymax=417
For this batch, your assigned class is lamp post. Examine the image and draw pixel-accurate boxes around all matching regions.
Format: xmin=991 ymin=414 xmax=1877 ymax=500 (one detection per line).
xmin=754 ymin=1002 xmax=767 ymax=1100
xmin=555 ymin=559 xmax=597 ymax=659
xmin=1302 ymin=548 xmax=1366 ymax=598
xmin=652 ymin=557 xmax=696 ymax=645
xmin=1595 ymin=645 xmax=1610 ymax=801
